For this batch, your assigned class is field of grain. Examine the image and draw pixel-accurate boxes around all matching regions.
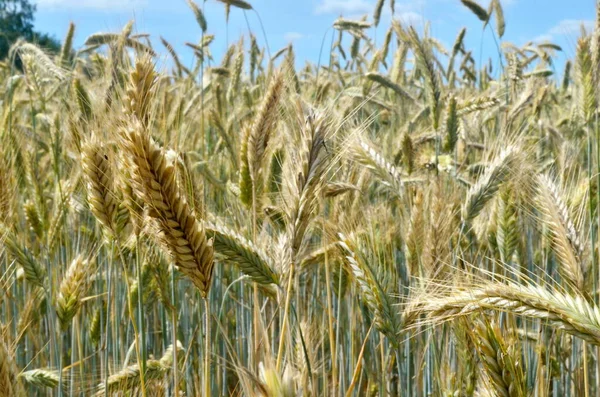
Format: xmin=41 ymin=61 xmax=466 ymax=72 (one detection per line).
xmin=1 ymin=0 xmax=599 ymax=395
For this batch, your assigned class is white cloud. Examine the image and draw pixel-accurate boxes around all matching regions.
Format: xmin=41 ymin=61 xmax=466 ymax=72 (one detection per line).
xmin=35 ymin=0 xmax=146 ymax=10
xmin=377 ymin=0 xmax=425 ymax=26
xmin=314 ymin=0 xmax=426 ymax=27
xmin=532 ymin=34 xmax=553 ymax=43
xmin=532 ymin=19 xmax=593 ymax=43
xmin=315 ymin=0 xmax=373 ymax=15
xmin=284 ymin=32 xmax=304 ymax=42
xmin=548 ymin=19 xmax=594 ymax=36
xmin=395 ymin=11 xmax=423 ymax=26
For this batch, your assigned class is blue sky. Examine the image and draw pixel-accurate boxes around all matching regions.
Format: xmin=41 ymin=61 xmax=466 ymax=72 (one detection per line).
xmin=32 ymin=0 xmax=595 ymax=73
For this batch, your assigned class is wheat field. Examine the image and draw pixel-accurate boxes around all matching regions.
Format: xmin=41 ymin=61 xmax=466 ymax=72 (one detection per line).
xmin=1 ymin=0 xmax=599 ymax=395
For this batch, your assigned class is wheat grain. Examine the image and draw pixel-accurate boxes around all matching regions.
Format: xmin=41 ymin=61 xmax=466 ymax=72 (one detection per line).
xmin=56 ymin=255 xmax=91 ymax=330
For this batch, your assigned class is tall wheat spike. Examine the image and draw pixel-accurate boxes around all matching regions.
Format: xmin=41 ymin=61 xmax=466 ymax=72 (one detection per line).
xmin=462 ymin=147 xmax=520 ymax=222
xmin=404 ymin=26 xmax=441 ymax=130
xmin=0 ymin=157 xmax=12 ymax=224
xmin=121 ymin=121 xmax=214 ymax=297
xmin=461 ymin=0 xmax=490 ymax=22
xmin=19 ymin=369 xmax=60 ymax=390
xmin=247 ymin=71 xmax=284 ymax=181
xmin=81 ymin=138 xmax=119 ymax=237
xmin=535 ymin=174 xmax=584 ymax=291
xmin=56 ymin=255 xmax=91 ymax=330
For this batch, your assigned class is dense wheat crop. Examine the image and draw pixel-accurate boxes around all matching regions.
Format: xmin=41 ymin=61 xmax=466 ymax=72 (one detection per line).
xmin=2 ymin=0 xmax=600 ymax=395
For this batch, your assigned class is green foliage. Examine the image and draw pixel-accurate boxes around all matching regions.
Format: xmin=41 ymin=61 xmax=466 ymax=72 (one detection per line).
xmin=0 ymin=0 xmax=59 ymax=60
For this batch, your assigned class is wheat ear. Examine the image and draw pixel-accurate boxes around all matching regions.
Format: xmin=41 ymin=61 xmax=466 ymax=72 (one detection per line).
xmin=462 ymin=146 xmax=519 ymax=222
xmin=247 ymin=71 xmax=284 ymax=181
xmin=471 ymin=319 xmax=527 ymax=397
xmin=120 ymin=122 xmax=214 ymax=297
xmin=339 ymin=235 xmax=401 ymax=345
xmin=19 ymin=369 xmax=60 ymax=390
xmin=0 ymin=225 xmax=46 ymax=288
xmin=82 ymin=138 xmax=119 ymax=237
xmin=354 ymin=139 xmax=403 ymax=198
xmin=422 ymin=282 xmax=600 ymax=346
xmin=95 ymin=342 xmax=183 ymax=396
xmin=206 ymin=221 xmax=279 ymax=286
xmin=0 ymin=157 xmax=13 ymax=224
xmin=56 ymin=255 xmax=91 ymax=331
xmin=535 ymin=174 xmax=584 ymax=291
